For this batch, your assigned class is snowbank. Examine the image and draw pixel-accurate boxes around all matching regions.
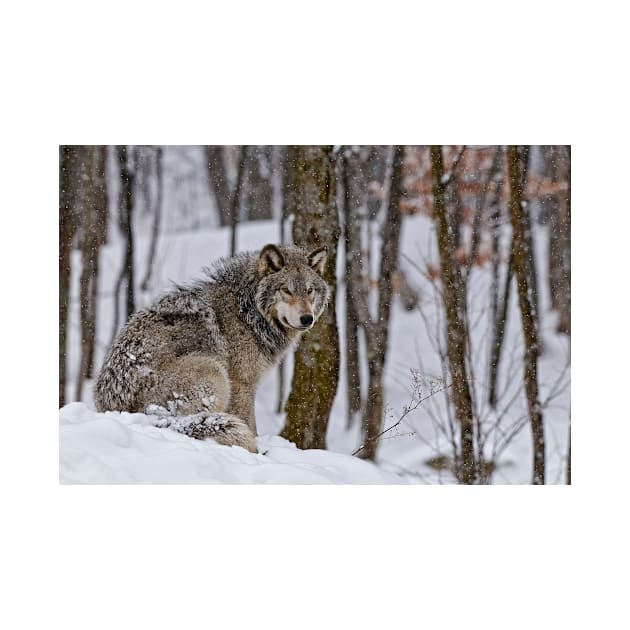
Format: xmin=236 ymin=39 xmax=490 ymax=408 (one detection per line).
xmin=59 ymin=403 xmax=409 ymax=484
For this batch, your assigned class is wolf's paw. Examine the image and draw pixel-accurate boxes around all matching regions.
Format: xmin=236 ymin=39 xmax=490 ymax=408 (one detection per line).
xmin=145 ymin=404 xmax=173 ymax=427
xmin=145 ymin=406 xmax=257 ymax=453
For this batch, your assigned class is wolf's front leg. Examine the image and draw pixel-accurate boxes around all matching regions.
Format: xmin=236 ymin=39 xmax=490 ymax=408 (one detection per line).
xmin=227 ymin=381 xmax=257 ymax=436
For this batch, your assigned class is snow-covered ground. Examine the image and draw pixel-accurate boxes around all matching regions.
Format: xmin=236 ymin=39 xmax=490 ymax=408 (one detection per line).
xmin=60 ymin=403 xmax=406 ymax=484
xmin=61 ymin=192 xmax=570 ymax=484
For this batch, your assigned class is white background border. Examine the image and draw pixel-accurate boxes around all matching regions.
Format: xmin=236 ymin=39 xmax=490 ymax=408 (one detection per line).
xmin=2 ymin=1 xmax=628 ymax=628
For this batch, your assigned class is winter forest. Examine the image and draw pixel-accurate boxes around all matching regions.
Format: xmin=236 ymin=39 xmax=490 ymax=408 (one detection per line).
xmin=59 ymin=145 xmax=571 ymax=484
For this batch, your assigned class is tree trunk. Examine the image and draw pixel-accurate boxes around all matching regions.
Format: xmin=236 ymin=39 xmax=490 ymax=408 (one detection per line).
xmin=205 ymin=146 xmax=232 ymax=226
xmin=342 ymin=148 xmax=363 ymax=427
xmin=141 ymin=146 xmax=163 ymax=292
xmin=470 ymin=147 xmax=502 ymax=268
xmin=548 ymin=145 xmax=571 ymax=335
xmin=245 ymin=146 xmax=273 ymax=221
xmin=118 ymin=146 xmax=136 ymax=319
xmin=276 ymin=148 xmax=291 ymax=414
xmin=282 ymin=146 xmax=340 ymax=450
xmin=507 ymin=145 xmax=545 ymax=485
xmin=230 ymin=146 xmax=247 ymax=256
xmin=357 ymin=146 xmax=405 ymax=461
xmin=75 ymin=146 xmax=108 ymax=401
xmin=59 ymin=146 xmax=79 ymax=407
xmin=366 ymin=145 xmax=388 ymax=220
xmin=431 ymin=145 xmax=477 ymax=484
xmin=111 ymin=146 xmax=136 ymax=346
xmin=487 ymin=151 xmax=510 ymax=408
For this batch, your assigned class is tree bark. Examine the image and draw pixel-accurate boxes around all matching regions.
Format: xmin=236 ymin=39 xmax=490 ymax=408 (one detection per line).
xmin=75 ymin=146 xmax=108 ymax=401
xmin=488 ymin=251 xmax=513 ymax=408
xmin=366 ymin=145 xmax=388 ymax=220
xmin=487 ymin=150 xmax=510 ymax=408
xmin=141 ymin=146 xmax=163 ymax=292
xmin=111 ymin=146 xmax=136 ymax=345
xmin=230 ymin=146 xmax=247 ymax=256
xmin=470 ymin=147 xmax=502 ymax=268
xmin=354 ymin=146 xmax=405 ymax=461
xmin=118 ymin=146 xmax=136 ymax=318
xmin=276 ymin=147 xmax=291 ymax=414
xmin=205 ymin=146 xmax=232 ymax=226
xmin=431 ymin=145 xmax=477 ymax=484
xmin=548 ymin=145 xmax=571 ymax=334
xmin=507 ymin=145 xmax=545 ymax=485
xmin=59 ymin=146 xmax=79 ymax=407
xmin=342 ymin=148 xmax=364 ymax=427
xmin=245 ymin=146 xmax=273 ymax=221
xmin=282 ymin=146 xmax=340 ymax=450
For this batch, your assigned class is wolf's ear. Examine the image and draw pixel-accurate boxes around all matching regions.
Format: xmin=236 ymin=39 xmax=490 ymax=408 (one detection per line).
xmin=307 ymin=246 xmax=328 ymax=276
xmin=258 ymin=244 xmax=285 ymax=275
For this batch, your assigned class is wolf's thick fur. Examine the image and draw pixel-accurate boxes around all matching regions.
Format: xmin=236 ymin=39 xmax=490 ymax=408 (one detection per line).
xmin=94 ymin=244 xmax=329 ymax=452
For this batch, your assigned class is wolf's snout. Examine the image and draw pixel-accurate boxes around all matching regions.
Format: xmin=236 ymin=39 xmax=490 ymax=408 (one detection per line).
xmin=300 ymin=314 xmax=314 ymax=327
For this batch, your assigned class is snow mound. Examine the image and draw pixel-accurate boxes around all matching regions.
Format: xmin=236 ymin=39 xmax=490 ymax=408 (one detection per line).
xmin=59 ymin=403 xmax=408 ymax=484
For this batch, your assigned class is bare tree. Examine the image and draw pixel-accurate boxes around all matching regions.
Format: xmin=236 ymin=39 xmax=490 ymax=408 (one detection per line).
xmin=547 ymin=145 xmax=571 ymax=334
xmin=430 ymin=145 xmax=478 ymax=484
xmin=230 ymin=146 xmax=247 ymax=256
xmin=140 ymin=146 xmax=163 ymax=292
xmin=282 ymin=145 xmax=340 ymax=449
xmin=276 ymin=147 xmax=291 ymax=414
xmin=75 ymin=146 xmax=108 ymax=401
xmin=205 ymin=146 xmax=232 ymax=227
xmin=59 ymin=145 xmax=79 ymax=407
xmin=245 ymin=146 xmax=273 ymax=221
xmin=341 ymin=147 xmax=365 ymax=427
xmin=507 ymin=145 xmax=545 ymax=485
xmin=352 ymin=146 xmax=405 ymax=461
xmin=111 ymin=146 xmax=136 ymax=344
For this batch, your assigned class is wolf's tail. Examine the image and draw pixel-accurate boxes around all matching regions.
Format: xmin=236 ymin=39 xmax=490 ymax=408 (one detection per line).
xmin=146 ymin=405 xmax=257 ymax=453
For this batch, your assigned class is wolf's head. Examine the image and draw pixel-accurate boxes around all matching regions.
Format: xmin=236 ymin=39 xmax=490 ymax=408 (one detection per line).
xmin=255 ymin=244 xmax=330 ymax=333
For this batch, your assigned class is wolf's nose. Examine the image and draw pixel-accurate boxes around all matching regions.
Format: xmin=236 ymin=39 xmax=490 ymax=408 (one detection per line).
xmin=300 ymin=314 xmax=314 ymax=327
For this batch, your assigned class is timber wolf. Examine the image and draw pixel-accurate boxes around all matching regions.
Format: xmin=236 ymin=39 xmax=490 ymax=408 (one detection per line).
xmin=94 ymin=244 xmax=329 ymax=452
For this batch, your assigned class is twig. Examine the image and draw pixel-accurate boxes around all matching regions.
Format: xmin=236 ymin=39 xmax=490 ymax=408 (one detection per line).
xmin=352 ymin=382 xmax=452 ymax=457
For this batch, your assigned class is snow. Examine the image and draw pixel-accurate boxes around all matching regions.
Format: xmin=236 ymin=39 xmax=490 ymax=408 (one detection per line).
xmin=60 ymin=402 xmax=407 ymax=484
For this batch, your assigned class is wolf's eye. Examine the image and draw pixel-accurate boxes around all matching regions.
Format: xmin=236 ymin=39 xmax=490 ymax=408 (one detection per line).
xmin=280 ymin=286 xmax=292 ymax=296
xmin=307 ymin=287 xmax=314 ymax=295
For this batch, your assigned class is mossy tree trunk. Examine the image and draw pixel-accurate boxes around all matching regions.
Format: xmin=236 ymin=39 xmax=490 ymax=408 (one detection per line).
xmin=282 ymin=146 xmax=340 ymax=449
xmin=430 ymin=145 xmax=478 ymax=484
xmin=507 ymin=145 xmax=545 ymax=485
